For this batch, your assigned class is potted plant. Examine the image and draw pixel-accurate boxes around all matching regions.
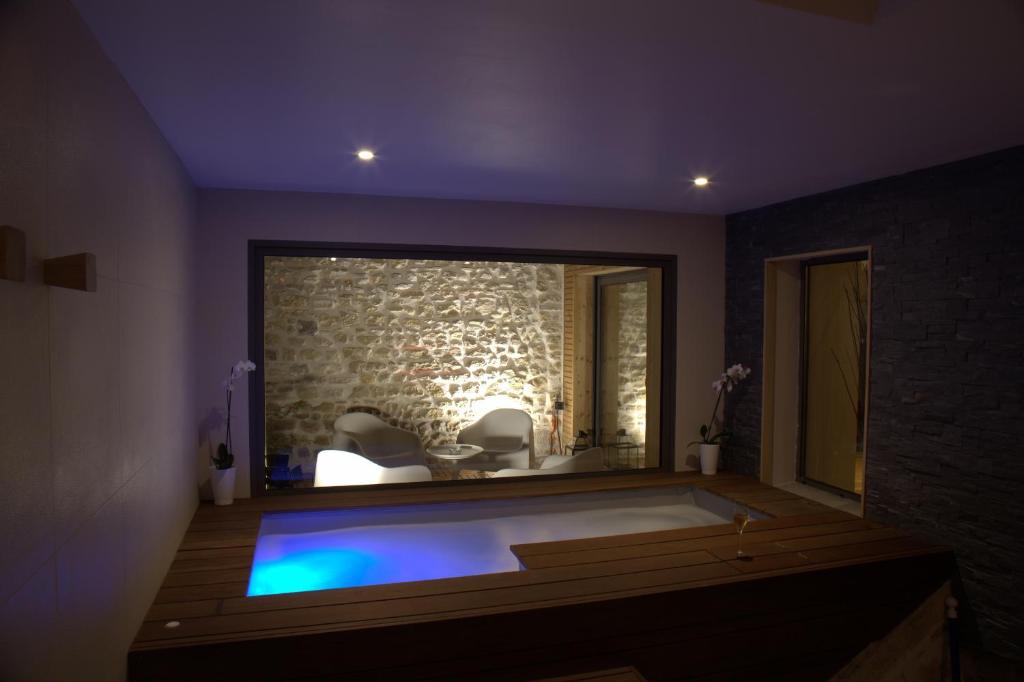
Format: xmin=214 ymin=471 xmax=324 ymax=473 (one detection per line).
xmin=691 ymin=363 xmax=751 ymax=475
xmin=211 ymin=360 xmax=256 ymax=505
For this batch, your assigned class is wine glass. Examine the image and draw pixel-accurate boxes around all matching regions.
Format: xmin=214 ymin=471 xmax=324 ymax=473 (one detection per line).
xmin=733 ymin=508 xmax=751 ymax=559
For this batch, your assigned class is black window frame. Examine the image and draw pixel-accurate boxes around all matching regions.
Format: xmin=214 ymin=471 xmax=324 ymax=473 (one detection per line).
xmin=248 ymin=239 xmax=677 ymax=497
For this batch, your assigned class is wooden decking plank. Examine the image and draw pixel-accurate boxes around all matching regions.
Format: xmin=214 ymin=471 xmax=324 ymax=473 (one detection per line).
xmin=707 ymin=527 xmax=910 ymax=562
xmin=131 ymin=545 xmax=949 ymax=655
xmin=754 ymin=498 xmax=834 ymax=516
xmin=804 ymin=536 xmax=937 ymax=563
xmin=181 ymin=516 xmax=258 ymax=532
xmin=724 ymin=537 xmax=935 ymax=575
xmin=131 ymin=471 xmax=951 ymax=682
xmin=366 ymin=578 xmax=920 ymax=682
xmin=189 ymin=508 xmax=263 ymax=524
xmin=184 ymin=518 xmax=262 ymax=533
xmin=145 ymin=599 xmax=222 ymax=622
xmin=216 ymin=549 xmax=721 ymax=617
xmin=699 ymin=481 xmax=793 ymax=495
xmin=718 ymin=484 xmax=799 ymax=497
xmin=196 ymin=472 xmax=696 ymax=518
xmin=136 ymin=561 xmax=741 ymax=644
xmin=171 ymin=545 xmax=256 ymax=562
xmin=533 ymin=666 xmax=647 ymax=681
xmin=154 ymin=581 xmax=249 ymax=604
xmin=719 ymin=488 xmax=808 ymax=503
xmin=132 ymin=546 xmax=949 ymax=655
xmin=687 ymin=475 xmax=761 ymax=489
xmin=162 ymin=568 xmax=252 ymax=588
xmin=168 ymin=554 xmax=255 ymax=575
xmin=511 ymin=510 xmax=854 ymax=558
xmin=212 ymin=550 xmax=726 ymax=619
xmin=178 ymin=530 xmax=258 ymax=552
xmin=518 ymin=520 xmax=877 ymax=570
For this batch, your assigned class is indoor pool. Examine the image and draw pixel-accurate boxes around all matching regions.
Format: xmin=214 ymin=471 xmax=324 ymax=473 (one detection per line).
xmin=247 ymin=486 xmax=754 ymax=596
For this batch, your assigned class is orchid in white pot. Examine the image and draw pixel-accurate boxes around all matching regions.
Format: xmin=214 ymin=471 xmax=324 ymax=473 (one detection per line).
xmin=690 ymin=363 xmax=751 ymax=474
xmin=210 ymin=360 xmax=256 ymax=505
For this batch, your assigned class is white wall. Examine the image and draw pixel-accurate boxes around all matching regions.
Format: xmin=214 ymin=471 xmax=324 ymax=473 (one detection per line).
xmin=196 ymin=189 xmax=725 ymax=497
xmin=0 ymin=1 xmax=197 ymax=679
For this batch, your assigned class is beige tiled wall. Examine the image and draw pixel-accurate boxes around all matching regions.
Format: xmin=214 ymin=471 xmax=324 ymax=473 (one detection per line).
xmin=0 ymin=1 xmax=197 ymax=679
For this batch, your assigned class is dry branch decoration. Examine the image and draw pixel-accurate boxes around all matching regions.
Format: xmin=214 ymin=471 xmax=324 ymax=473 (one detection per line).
xmin=829 ymin=263 xmax=868 ymax=452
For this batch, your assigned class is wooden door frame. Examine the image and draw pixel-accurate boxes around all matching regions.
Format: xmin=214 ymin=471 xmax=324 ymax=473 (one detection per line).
xmin=760 ymin=246 xmax=872 ymax=517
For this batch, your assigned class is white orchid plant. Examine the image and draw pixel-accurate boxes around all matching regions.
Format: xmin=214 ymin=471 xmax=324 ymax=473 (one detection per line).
xmin=213 ymin=360 xmax=256 ymax=470
xmin=690 ymin=363 xmax=752 ymax=447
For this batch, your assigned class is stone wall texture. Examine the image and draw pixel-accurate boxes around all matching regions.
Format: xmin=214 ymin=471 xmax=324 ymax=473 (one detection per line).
xmin=724 ymin=146 xmax=1024 ymax=659
xmin=614 ymin=280 xmax=648 ymax=446
xmin=264 ymin=257 xmax=563 ymax=458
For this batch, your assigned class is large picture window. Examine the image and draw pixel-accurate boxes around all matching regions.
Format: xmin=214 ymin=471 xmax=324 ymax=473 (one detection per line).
xmin=248 ymin=241 xmax=676 ymax=495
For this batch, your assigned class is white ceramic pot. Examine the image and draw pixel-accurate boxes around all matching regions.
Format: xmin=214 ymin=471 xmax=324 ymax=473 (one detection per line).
xmin=210 ymin=466 xmax=236 ymax=506
xmin=699 ymin=444 xmax=720 ymax=475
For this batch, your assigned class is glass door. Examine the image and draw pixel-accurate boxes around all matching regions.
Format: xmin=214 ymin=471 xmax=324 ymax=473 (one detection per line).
xmin=800 ymin=256 xmax=868 ymax=497
xmin=594 ymin=271 xmax=649 ymax=469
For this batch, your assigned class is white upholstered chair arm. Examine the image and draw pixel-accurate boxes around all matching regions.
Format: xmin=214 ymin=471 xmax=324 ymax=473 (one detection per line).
xmin=378 ymin=465 xmax=432 ymax=484
xmin=491 ymin=468 xmax=549 ymax=478
xmin=314 ymin=450 xmax=432 ymax=487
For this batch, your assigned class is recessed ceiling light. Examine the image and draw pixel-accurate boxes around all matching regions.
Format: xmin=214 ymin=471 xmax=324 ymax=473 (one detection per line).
xmin=693 ymin=176 xmax=710 ymax=187
xmin=356 ymin=149 xmax=375 ymax=161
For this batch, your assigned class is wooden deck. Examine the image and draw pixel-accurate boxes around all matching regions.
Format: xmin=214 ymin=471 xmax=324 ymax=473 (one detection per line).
xmin=129 ymin=472 xmax=952 ymax=681
xmin=534 ymin=666 xmax=648 ymax=682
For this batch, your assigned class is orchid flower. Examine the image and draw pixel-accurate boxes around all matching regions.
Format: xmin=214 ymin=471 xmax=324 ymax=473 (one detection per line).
xmin=691 ymin=363 xmax=751 ymax=447
xmin=214 ymin=359 xmax=257 ymax=469
xmin=223 ymin=360 xmax=257 ymax=392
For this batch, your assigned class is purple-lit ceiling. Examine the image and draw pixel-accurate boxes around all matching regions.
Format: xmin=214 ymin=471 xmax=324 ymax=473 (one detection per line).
xmin=72 ymin=0 xmax=1024 ymax=214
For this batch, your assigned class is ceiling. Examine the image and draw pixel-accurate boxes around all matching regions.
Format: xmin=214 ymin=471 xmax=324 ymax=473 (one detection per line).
xmin=72 ymin=0 xmax=1024 ymax=214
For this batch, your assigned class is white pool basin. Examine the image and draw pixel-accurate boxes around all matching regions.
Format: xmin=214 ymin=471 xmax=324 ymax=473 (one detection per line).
xmin=247 ymin=486 xmax=753 ymax=596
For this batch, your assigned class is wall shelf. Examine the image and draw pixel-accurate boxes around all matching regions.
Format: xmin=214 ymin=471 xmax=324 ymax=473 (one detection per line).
xmin=1 ymin=225 xmax=27 ymax=282
xmin=43 ymin=252 xmax=97 ymax=291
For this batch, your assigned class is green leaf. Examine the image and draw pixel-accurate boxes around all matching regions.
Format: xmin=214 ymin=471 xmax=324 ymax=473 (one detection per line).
xmin=707 ymin=429 xmax=733 ymax=445
xmin=213 ymin=442 xmax=234 ymax=470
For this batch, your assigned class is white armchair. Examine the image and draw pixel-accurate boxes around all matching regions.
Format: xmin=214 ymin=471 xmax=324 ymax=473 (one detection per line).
xmin=314 ymin=450 xmax=432 ymax=487
xmin=492 ymin=447 xmax=606 ymax=478
xmin=332 ymin=412 xmax=428 ymax=468
xmin=457 ymin=408 xmax=534 ymax=470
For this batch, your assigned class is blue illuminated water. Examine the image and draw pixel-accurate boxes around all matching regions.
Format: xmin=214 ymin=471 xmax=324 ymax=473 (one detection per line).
xmin=247 ymin=487 xmax=733 ymax=596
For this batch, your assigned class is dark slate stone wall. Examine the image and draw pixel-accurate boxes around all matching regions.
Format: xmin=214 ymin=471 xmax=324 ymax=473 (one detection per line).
xmin=724 ymin=146 xmax=1024 ymax=659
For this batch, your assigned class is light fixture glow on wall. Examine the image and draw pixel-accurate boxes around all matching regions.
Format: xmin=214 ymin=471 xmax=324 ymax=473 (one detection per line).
xmin=693 ymin=176 xmax=710 ymax=187
xmin=356 ymin=149 xmax=375 ymax=161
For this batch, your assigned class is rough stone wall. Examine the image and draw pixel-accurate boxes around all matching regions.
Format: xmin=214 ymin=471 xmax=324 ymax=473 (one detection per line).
xmin=616 ymin=280 xmax=648 ymax=446
xmin=724 ymin=146 xmax=1024 ymax=659
xmin=264 ymin=257 xmax=563 ymax=458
